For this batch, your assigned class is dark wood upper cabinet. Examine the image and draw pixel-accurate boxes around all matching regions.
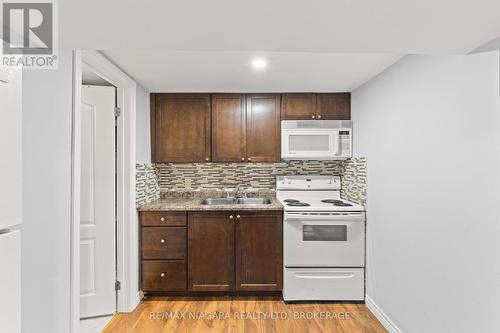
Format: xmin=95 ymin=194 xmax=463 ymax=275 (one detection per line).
xmin=316 ymin=93 xmax=351 ymax=120
xmin=281 ymin=93 xmax=351 ymax=120
xmin=211 ymin=94 xmax=246 ymax=162
xmin=187 ymin=212 xmax=234 ymax=291
xmin=246 ymin=94 xmax=281 ymax=162
xmin=151 ymin=94 xmax=211 ymax=163
xmin=281 ymin=93 xmax=316 ymax=120
xmin=235 ymin=211 xmax=282 ymax=291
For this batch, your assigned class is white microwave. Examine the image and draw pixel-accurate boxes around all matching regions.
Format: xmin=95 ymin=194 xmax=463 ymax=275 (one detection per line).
xmin=281 ymin=120 xmax=352 ymax=160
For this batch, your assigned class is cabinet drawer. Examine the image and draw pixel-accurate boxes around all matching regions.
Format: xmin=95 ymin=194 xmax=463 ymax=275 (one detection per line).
xmin=142 ymin=260 xmax=187 ymax=291
xmin=142 ymin=227 xmax=186 ymax=259
xmin=140 ymin=211 xmax=186 ymax=226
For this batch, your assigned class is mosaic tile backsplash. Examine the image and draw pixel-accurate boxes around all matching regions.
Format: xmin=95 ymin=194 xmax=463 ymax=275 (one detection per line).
xmin=156 ymin=160 xmax=345 ymax=190
xmin=136 ymin=158 xmax=366 ymax=206
xmin=136 ymin=164 xmax=160 ymax=206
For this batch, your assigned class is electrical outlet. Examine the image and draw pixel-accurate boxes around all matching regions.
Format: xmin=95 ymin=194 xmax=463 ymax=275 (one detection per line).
xmin=184 ymin=178 xmax=192 ymax=189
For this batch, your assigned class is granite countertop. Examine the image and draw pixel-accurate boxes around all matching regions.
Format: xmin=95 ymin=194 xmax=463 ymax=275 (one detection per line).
xmin=138 ymin=189 xmax=284 ymax=212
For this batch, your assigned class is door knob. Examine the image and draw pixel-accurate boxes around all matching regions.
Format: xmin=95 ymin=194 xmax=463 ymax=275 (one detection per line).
xmin=247 ymin=157 xmax=252 ymax=162
xmin=160 ymin=239 xmax=165 ymax=243
xmin=160 ymin=272 xmax=166 ymax=277
xmin=311 ymin=115 xmax=315 ymax=119
xmin=241 ymin=157 xmax=245 ymax=161
xmin=205 ymin=158 xmax=209 ymax=162
xmin=229 ymin=215 xmax=234 ymax=219
xmin=160 ymin=217 xmax=165 ymax=222
xmin=236 ymin=215 xmax=241 ymax=219
xmin=317 ymin=115 xmax=322 ymax=119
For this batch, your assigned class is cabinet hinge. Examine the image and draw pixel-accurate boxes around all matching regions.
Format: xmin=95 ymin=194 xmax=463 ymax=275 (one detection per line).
xmin=115 ymin=281 xmax=121 ymax=291
xmin=114 ymin=107 xmax=121 ymax=117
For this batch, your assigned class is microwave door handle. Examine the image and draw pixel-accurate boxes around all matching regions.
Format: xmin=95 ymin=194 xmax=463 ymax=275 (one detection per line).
xmin=331 ymin=133 xmax=339 ymax=156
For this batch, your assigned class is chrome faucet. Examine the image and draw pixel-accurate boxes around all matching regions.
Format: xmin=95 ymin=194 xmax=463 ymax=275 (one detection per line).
xmin=234 ymin=185 xmax=245 ymax=198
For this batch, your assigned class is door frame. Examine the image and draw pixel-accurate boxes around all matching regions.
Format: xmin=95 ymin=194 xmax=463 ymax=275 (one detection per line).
xmin=70 ymin=50 xmax=139 ymax=333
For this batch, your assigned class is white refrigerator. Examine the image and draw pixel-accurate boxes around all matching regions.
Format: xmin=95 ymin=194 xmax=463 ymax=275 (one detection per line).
xmin=0 ymin=65 xmax=22 ymax=333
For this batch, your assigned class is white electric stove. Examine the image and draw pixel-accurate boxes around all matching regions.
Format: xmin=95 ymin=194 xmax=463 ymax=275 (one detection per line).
xmin=276 ymin=175 xmax=366 ymax=301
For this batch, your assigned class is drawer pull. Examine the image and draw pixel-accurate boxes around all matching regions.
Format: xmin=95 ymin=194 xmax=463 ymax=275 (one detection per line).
xmin=160 ymin=217 xmax=165 ymax=222
xmin=160 ymin=239 xmax=165 ymax=243
xmin=160 ymin=272 xmax=166 ymax=277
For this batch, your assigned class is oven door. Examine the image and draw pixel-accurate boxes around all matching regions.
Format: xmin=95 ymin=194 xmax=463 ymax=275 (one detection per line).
xmin=284 ymin=212 xmax=365 ymax=267
xmin=281 ymin=129 xmax=339 ymax=159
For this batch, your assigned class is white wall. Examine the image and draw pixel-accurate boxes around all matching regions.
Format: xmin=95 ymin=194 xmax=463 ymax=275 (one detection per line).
xmin=0 ymin=67 xmax=22 ymax=229
xmin=136 ymin=84 xmax=150 ymax=163
xmin=22 ymin=50 xmax=73 ymax=333
xmin=352 ymin=52 xmax=500 ymax=333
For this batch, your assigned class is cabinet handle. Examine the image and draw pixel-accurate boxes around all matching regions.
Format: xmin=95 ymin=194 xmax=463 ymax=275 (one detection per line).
xmin=160 ymin=272 xmax=166 ymax=277
xmin=317 ymin=115 xmax=322 ymax=119
xmin=311 ymin=115 xmax=315 ymax=119
xmin=241 ymin=157 xmax=245 ymax=161
xmin=205 ymin=158 xmax=209 ymax=162
xmin=247 ymin=157 xmax=252 ymax=162
xmin=160 ymin=239 xmax=165 ymax=243
xmin=236 ymin=215 xmax=241 ymax=219
xmin=229 ymin=215 xmax=234 ymax=219
xmin=160 ymin=217 xmax=165 ymax=222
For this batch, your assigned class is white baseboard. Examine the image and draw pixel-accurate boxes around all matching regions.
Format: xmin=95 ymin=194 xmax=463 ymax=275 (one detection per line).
xmin=365 ymin=294 xmax=403 ymax=333
xmin=135 ymin=291 xmax=144 ymax=305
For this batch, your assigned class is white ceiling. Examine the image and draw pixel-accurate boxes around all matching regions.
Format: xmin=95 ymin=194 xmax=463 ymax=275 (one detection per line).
xmin=104 ymin=50 xmax=402 ymax=92
xmin=61 ymin=0 xmax=500 ymax=54
xmin=63 ymin=0 xmax=500 ymax=92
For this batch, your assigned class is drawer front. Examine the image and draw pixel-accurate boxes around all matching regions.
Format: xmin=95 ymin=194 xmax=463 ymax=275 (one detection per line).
xmin=142 ymin=227 xmax=186 ymax=259
xmin=283 ymin=267 xmax=364 ymax=301
xmin=142 ymin=260 xmax=187 ymax=291
xmin=140 ymin=211 xmax=186 ymax=226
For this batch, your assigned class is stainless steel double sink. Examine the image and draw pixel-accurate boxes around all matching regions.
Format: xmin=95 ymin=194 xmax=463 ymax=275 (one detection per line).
xmin=200 ymin=197 xmax=272 ymax=205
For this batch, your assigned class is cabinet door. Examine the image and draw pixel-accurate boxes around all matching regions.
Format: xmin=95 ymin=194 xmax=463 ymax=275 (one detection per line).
xmin=281 ymin=93 xmax=316 ymax=120
xmin=235 ymin=211 xmax=282 ymax=291
xmin=211 ymin=94 xmax=246 ymax=162
xmin=188 ymin=212 xmax=235 ymax=291
xmin=246 ymin=94 xmax=281 ymax=162
xmin=315 ymin=93 xmax=351 ymax=120
xmin=152 ymin=94 xmax=211 ymax=162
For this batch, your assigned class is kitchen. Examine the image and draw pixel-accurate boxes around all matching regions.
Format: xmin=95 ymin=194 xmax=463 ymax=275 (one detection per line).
xmin=2 ymin=2 xmax=500 ymax=333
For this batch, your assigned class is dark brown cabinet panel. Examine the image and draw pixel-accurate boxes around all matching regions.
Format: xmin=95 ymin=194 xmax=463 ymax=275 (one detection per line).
xmin=142 ymin=260 xmax=187 ymax=291
xmin=246 ymin=95 xmax=281 ymax=162
xmin=141 ymin=227 xmax=187 ymax=260
xmin=316 ymin=93 xmax=351 ymax=120
xmin=187 ymin=212 xmax=235 ymax=291
xmin=152 ymin=94 xmax=211 ymax=162
xmin=211 ymin=94 xmax=246 ymax=162
xmin=139 ymin=211 xmax=187 ymax=227
xmin=281 ymin=93 xmax=316 ymax=120
xmin=235 ymin=211 xmax=282 ymax=291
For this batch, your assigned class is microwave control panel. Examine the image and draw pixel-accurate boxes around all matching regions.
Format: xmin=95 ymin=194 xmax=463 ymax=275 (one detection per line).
xmin=339 ymin=130 xmax=352 ymax=156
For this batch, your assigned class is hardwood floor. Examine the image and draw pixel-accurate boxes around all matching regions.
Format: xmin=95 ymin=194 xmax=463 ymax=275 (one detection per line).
xmin=103 ymin=296 xmax=387 ymax=333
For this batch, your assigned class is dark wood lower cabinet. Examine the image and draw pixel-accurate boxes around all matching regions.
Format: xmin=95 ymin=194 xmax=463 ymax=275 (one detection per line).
xmin=142 ymin=260 xmax=187 ymax=291
xmin=235 ymin=211 xmax=282 ymax=291
xmin=140 ymin=210 xmax=283 ymax=293
xmin=187 ymin=212 xmax=235 ymax=291
xmin=141 ymin=227 xmax=186 ymax=260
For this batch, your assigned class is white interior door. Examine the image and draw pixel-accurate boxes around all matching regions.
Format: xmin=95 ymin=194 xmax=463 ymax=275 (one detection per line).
xmin=80 ymin=85 xmax=116 ymax=318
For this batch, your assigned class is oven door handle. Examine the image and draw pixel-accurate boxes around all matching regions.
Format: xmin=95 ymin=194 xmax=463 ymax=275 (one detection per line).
xmin=294 ymin=272 xmax=356 ymax=279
